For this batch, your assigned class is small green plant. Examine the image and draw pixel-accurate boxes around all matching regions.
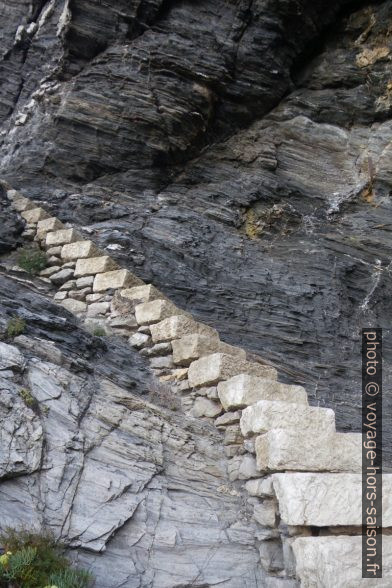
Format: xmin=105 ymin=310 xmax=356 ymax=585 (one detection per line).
xmin=17 ymin=245 xmax=47 ymax=275
xmin=6 ymin=315 xmax=26 ymax=337
xmin=92 ymin=326 xmax=106 ymax=337
xmin=0 ymin=528 xmax=93 ymax=588
xmin=19 ymin=388 xmax=39 ymax=410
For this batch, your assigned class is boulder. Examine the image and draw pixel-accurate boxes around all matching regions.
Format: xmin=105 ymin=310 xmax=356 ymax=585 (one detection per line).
xmin=50 ymin=268 xmax=75 ymax=285
xmin=0 ymin=342 xmax=25 ymax=371
xmin=10 ymin=196 xmax=35 ymax=212
xmin=218 ymin=374 xmax=308 ymax=410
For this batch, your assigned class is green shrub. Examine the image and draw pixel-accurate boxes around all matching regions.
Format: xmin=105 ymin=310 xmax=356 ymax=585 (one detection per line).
xmin=19 ymin=388 xmax=39 ymax=410
xmin=92 ymin=327 xmax=106 ymax=337
xmin=0 ymin=529 xmax=93 ymax=588
xmin=6 ymin=316 xmax=26 ymax=337
xmin=17 ymin=246 xmax=47 ymax=275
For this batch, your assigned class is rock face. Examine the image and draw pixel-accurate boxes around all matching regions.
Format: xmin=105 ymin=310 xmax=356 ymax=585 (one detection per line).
xmin=0 ymin=0 xmax=391 ymax=458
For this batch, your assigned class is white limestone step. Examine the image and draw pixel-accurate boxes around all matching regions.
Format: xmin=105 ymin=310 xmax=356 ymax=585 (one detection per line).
xmin=240 ymin=400 xmax=335 ymax=437
xmin=21 ymin=207 xmax=50 ymax=224
xmin=150 ymin=315 xmax=217 ymax=342
xmin=46 ymin=228 xmax=79 ymax=246
xmin=272 ymin=473 xmax=392 ymax=527
xmin=74 ymin=255 xmax=118 ymax=277
xmin=292 ymin=536 xmax=392 ymax=587
xmin=61 ymin=240 xmax=100 ymax=260
xmin=188 ymin=353 xmax=278 ymax=387
xmin=93 ymin=269 xmax=144 ymax=291
xmin=255 ymin=430 xmax=361 ymax=472
xmin=120 ymin=284 xmax=163 ymax=303
xmin=135 ymin=299 xmax=190 ymax=325
xmin=172 ymin=334 xmax=246 ymax=366
xmin=217 ymin=374 xmax=308 ymax=410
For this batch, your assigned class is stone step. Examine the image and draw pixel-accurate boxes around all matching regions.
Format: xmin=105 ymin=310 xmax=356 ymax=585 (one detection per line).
xmin=255 ymin=430 xmax=361 ymax=473
xmin=74 ymin=255 xmax=118 ymax=277
xmin=150 ymin=315 xmax=217 ymax=343
xmin=188 ymin=353 xmax=278 ymax=388
xmin=11 ymin=195 xmax=38 ymax=212
xmin=36 ymin=217 xmax=64 ymax=240
xmin=135 ymin=299 xmax=189 ymax=325
xmin=292 ymin=536 xmax=392 ymax=587
xmin=21 ymin=207 xmax=50 ymax=224
xmin=46 ymin=228 xmax=79 ymax=247
xmin=272 ymin=473 xmax=392 ymax=527
xmin=120 ymin=284 xmax=163 ymax=303
xmin=61 ymin=240 xmax=100 ymax=260
xmin=93 ymin=269 xmax=144 ymax=292
xmin=217 ymin=374 xmax=308 ymax=410
xmin=172 ymin=334 xmax=246 ymax=366
xmin=240 ymin=400 xmax=335 ymax=437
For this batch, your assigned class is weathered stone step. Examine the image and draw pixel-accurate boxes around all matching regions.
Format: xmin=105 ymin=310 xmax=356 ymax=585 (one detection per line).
xmin=188 ymin=353 xmax=278 ymax=387
xmin=217 ymin=374 xmax=308 ymax=410
xmin=240 ymin=400 xmax=335 ymax=437
xmin=120 ymin=284 xmax=163 ymax=303
xmin=150 ymin=315 xmax=217 ymax=342
xmin=93 ymin=269 xmax=144 ymax=291
xmin=272 ymin=473 xmax=392 ymax=527
xmin=292 ymin=536 xmax=392 ymax=587
xmin=61 ymin=240 xmax=100 ymax=260
xmin=172 ymin=334 xmax=246 ymax=366
xmin=21 ymin=207 xmax=50 ymax=224
xmin=36 ymin=217 xmax=64 ymax=240
xmin=255 ymin=430 xmax=361 ymax=472
xmin=46 ymin=228 xmax=79 ymax=246
xmin=74 ymin=255 xmax=118 ymax=277
xmin=135 ymin=299 xmax=190 ymax=325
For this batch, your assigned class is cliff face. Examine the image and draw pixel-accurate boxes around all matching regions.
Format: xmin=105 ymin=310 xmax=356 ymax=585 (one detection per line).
xmin=0 ymin=1 xmax=392 ymax=585
xmin=1 ymin=0 xmax=391 ymax=448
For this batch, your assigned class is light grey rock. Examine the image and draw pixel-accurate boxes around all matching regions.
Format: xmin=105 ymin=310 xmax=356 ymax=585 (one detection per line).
xmin=215 ymin=411 xmax=241 ymax=427
xmin=149 ymin=356 xmax=174 ymax=369
xmin=21 ymin=207 xmax=49 ymax=224
xmin=54 ymin=291 xmax=67 ymax=301
xmin=135 ymin=298 xmax=188 ymax=325
xmin=0 ymin=376 xmax=43 ymax=478
xmin=74 ymin=255 xmax=118 ymax=277
xmin=61 ymin=299 xmax=87 ymax=314
xmin=68 ymin=288 xmax=91 ymax=301
xmin=190 ymin=397 xmax=222 ymax=418
xmin=129 ymin=332 xmax=150 ymax=349
xmin=50 ymin=268 xmax=75 ymax=285
xmin=40 ymin=265 xmax=61 ymax=277
xmin=87 ymin=301 xmax=110 ymax=317
xmin=61 ymin=240 xmax=100 ymax=260
xmin=0 ymin=342 xmax=25 ymax=371
xmin=253 ymin=500 xmax=277 ymax=527
xmin=76 ymin=275 xmax=95 ymax=288
xmin=93 ymin=269 xmax=143 ymax=292
xmin=150 ymin=315 xmax=217 ymax=343
xmin=46 ymin=228 xmax=78 ymax=247
xmin=59 ymin=279 xmax=76 ymax=291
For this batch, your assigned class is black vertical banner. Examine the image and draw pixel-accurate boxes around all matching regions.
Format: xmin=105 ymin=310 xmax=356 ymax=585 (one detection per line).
xmin=362 ymin=329 xmax=382 ymax=578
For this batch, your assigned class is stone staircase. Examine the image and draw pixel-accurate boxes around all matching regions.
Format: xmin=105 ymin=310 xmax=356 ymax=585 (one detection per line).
xmin=3 ymin=185 xmax=392 ymax=587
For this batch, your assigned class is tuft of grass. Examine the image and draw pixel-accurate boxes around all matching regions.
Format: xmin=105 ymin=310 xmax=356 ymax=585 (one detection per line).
xmin=92 ymin=326 xmax=106 ymax=337
xmin=17 ymin=245 xmax=47 ymax=275
xmin=244 ymin=208 xmax=261 ymax=240
xmin=0 ymin=528 xmax=93 ymax=588
xmin=19 ymin=388 xmax=39 ymax=410
xmin=6 ymin=315 xmax=26 ymax=337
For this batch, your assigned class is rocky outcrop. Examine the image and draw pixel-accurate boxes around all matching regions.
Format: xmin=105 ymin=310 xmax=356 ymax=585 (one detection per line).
xmin=2 ymin=187 xmax=391 ymax=586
